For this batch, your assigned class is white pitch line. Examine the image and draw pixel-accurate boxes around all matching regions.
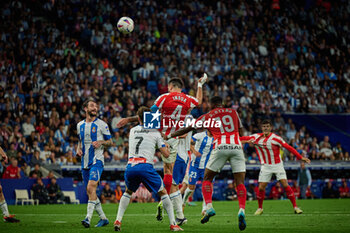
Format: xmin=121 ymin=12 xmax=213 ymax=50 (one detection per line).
xmin=17 ymin=213 xmax=350 ymax=217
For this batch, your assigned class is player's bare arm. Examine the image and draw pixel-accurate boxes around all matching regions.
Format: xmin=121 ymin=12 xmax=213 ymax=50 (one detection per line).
xmin=92 ymin=139 xmax=113 ymax=149
xmin=76 ymin=142 xmax=83 ymax=157
xmin=0 ymin=146 xmax=8 ymax=163
xmin=160 ymin=142 xmax=170 ymax=158
xmin=165 ymin=126 xmax=195 ymax=140
xmin=116 ymin=116 xmax=138 ymax=128
xmin=190 ymin=144 xmax=202 ymax=157
xmin=196 ymin=73 xmax=208 ymax=105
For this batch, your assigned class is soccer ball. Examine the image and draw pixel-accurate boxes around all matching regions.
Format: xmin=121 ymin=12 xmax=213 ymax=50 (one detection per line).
xmin=117 ymin=17 xmax=134 ymax=34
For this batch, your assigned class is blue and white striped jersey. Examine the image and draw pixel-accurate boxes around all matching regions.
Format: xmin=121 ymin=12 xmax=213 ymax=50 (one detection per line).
xmin=191 ymin=131 xmax=214 ymax=169
xmin=77 ymin=118 xmax=111 ymax=169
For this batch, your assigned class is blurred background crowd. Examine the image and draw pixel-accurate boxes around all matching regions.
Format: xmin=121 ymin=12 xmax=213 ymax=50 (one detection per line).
xmin=0 ymin=0 xmax=349 ymax=182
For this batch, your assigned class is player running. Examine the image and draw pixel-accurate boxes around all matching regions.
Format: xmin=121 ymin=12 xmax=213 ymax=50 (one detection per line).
xmin=0 ymin=147 xmax=20 ymax=223
xmin=240 ymin=119 xmax=311 ymax=215
xmin=182 ymin=130 xmax=213 ymax=216
xmin=166 ymin=96 xmax=248 ymax=231
xmin=114 ymin=106 xmax=183 ymax=232
xmin=77 ymin=99 xmax=112 ymax=228
xmin=116 ymin=75 xmax=207 ymax=221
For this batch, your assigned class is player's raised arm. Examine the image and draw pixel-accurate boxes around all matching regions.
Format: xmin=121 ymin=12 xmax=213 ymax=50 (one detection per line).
xmin=196 ymin=73 xmax=208 ymax=105
xmin=240 ymin=136 xmax=255 ymax=144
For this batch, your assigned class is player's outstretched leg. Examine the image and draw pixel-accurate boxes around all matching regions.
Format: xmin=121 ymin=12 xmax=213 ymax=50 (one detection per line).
xmin=159 ymin=190 xmax=183 ymax=231
xmin=95 ymin=198 xmax=109 ymax=227
xmin=281 ymin=180 xmax=303 ymax=214
xmin=82 ymin=200 xmax=96 ymax=228
xmin=114 ymin=192 xmax=132 ymax=231
xmin=201 ymin=180 xmax=216 ymax=224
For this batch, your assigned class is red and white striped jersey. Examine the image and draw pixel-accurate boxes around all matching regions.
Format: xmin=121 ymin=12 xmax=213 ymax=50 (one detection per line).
xmin=243 ymin=133 xmax=286 ymax=165
xmin=154 ymin=92 xmax=199 ymax=135
xmin=196 ymin=108 xmax=243 ymax=149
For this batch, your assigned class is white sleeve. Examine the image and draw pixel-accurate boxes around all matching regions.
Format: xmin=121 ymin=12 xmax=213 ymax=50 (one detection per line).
xmin=155 ymin=132 xmax=166 ymax=148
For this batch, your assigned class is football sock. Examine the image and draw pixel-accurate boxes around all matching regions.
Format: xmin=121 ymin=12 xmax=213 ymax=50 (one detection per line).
xmin=236 ymin=184 xmax=247 ymax=209
xmin=163 ymin=174 xmax=173 ymax=194
xmin=161 ymin=194 xmax=177 ymax=226
xmin=170 ymin=190 xmax=184 ymax=219
xmin=182 ymin=188 xmax=194 ymax=205
xmin=0 ymin=200 xmax=9 ymax=217
xmin=202 ymin=180 xmax=213 ymax=206
xmin=86 ymin=200 xmax=96 ymax=221
xmin=95 ymin=198 xmax=107 ymax=220
xmin=285 ymin=186 xmax=297 ymax=208
xmin=257 ymin=190 xmax=265 ymax=209
xmin=188 ymin=196 xmax=193 ymax=202
xmin=116 ymin=193 xmax=131 ymax=222
xmin=202 ymin=200 xmax=206 ymax=213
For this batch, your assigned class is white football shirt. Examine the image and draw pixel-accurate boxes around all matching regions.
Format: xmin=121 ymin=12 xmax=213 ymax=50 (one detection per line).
xmin=128 ymin=125 xmax=166 ymax=164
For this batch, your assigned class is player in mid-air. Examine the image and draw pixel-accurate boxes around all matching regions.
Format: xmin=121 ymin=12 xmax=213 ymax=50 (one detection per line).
xmin=166 ymin=96 xmax=248 ymax=231
xmin=117 ymin=75 xmax=207 ymax=222
xmin=240 ymin=119 xmax=310 ymax=215
xmin=114 ymin=106 xmax=183 ymax=232
xmin=182 ymin=130 xmax=213 ymax=215
xmin=77 ymin=99 xmax=112 ymax=228
xmin=0 ymin=146 xmax=20 ymax=223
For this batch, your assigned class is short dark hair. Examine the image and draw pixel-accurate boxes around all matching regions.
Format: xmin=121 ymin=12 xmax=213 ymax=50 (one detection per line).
xmin=261 ymin=119 xmax=272 ymax=125
xmin=210 ymin=96 xmax=223 ymax=107
xmin=137 ymin=106 xmax=151 ymax=124
xmin=83 ymin=98 xmax=97 ymax=109
xmin=169 ymin=78 xmax=184 ymax=89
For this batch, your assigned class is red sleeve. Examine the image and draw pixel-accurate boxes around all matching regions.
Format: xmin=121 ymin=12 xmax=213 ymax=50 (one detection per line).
xmin=240 ymin=136 xmax=255 ymax=141
xmin=282 ymin=143 xmax=303 ymax=160
xmin=154 ymin=93 xmax=169 ymax=108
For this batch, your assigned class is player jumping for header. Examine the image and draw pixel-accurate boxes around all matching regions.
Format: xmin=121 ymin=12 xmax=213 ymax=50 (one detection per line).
xmin=166 ymin=96 xmax=248 ymax=231
xmin=117 ymin=75 xmax=207 ymax=223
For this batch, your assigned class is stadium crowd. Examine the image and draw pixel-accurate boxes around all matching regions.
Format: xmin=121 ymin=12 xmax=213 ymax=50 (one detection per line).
xmin=0 ymin=0 xmax=350 ymax=180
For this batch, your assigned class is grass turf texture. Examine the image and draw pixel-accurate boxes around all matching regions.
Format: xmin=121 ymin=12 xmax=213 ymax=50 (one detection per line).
xmin=1 ymin=199 xmax=350 ymax=233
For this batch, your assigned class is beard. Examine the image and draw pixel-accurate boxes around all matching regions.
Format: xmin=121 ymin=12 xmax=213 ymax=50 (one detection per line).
xmin=87 ymin=110 xmax=97 ymax=117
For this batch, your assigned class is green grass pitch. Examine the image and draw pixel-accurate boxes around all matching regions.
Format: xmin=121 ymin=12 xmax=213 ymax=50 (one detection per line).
xmin=1 ymin=199 xmax=350 ymax=233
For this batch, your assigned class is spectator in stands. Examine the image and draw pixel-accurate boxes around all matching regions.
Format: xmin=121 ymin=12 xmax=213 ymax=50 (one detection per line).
xmin=248 ymin=152 xmax=260 ymax=164
xmin=339 ymin=181 xmax=350 ymax=198
xmin=115 ymin=185 xmax=123 ymax=203
xmin=131 ymin=184 xmax=153 ymax=203
xmin=47 ymin=177 xmax=65 ymax=204
xmin=333 ymin=142 xmax=344 ymax=160
xmin=29 ymin=164 xmax=43 ymax=179
xmin=110 ymin=145 xmax=125 ymax=162
xmin=46 ymin=171 xmax=55 ymax=179
xmin=30 ymin=151 xmax=43 ymax=166
xmin=66 ymin=151 xmax=77 ymax=165
xmin=297 ymin=162 xmax=312 ymax=199
xmin=16 ymin=152 xmax=29 ymax=175
xmin=2 ymin=158 xmax=21 ymax=179
xmin=32 ymin=178 xmax=49 ymax=204
xmin=6 ymin=144 xmax=17 ymax=160
xmin=223 ymin=181 xmax=237 ymax=201
xmin=100 ymin=183 xmax=116 ymax=204
xmin=22 ymin=117 xmax=35 ymax=137
xmin=270 ymin=182 xmax=284 ymax=200
xmin=322 ymin=181 xmax=339 ymax=199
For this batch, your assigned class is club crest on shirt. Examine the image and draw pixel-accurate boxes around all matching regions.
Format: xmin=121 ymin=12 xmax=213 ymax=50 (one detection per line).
xmin=92 ymin=127 xmax=96 ymax=133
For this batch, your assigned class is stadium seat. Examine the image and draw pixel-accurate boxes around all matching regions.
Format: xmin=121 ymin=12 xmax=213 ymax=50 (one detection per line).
xmin=62 ymin=191 xmax=80 ymax=204
xmin=15 ymin=189 xmax=39 ymax=205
